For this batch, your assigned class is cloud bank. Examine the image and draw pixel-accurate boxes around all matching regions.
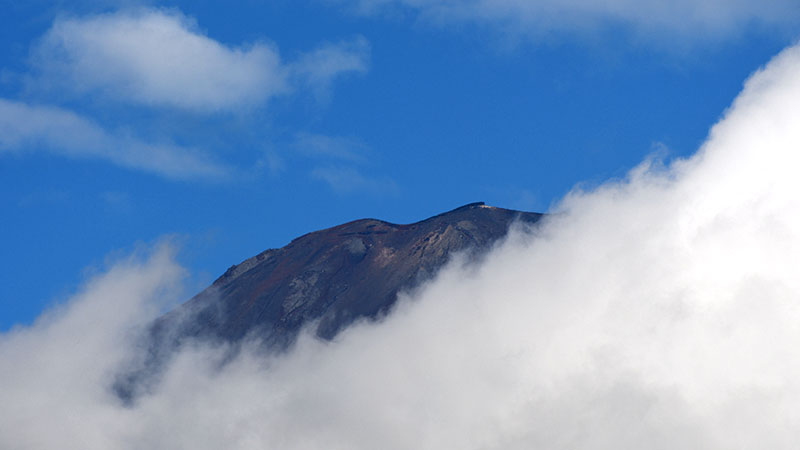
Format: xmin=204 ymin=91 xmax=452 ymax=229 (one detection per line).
xmin=32 ymin=10 xmax=369 ymax=112
xmin=0 ymin=99 xmax=229 ymax=179
xmin=345 ymin=0 xmax=800 ymax=43
xmin=3 ymin=41 xmax=800 ymax=448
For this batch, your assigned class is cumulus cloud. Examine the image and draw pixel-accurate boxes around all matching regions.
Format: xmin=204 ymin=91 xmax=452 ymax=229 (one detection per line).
xmin=0 ymin=244 xmax=186 ymax=448
xmin=0 ymin=99 xmax=229 ymax=179
xmin=344 ymin=0 xmax=800 ymax=43
xmin=4 ymin=41 xmax=800 ymax=449
xmin=31 ymin=10 xmax=369 ymax=112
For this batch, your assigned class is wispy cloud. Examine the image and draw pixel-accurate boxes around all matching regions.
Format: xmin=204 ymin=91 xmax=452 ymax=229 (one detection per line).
xmin=5 ymin=9 xmax=372 ymax=179
xmin=0 ymin=99 xmax=230 ymax=179
xmin=293 ymin=132 xmax=368 ymax=163
xmin=311 ymin=165 xmax=399 ymax=195
xmin=344 ymin=0 xmax=800 ymax=44
xmin=293 ymin=132 xmax=396 ymax=195
xmin=292 ymin=37 xmax=370 ymax=100
xmin=30 ymin=10 xmax=370 ymax=113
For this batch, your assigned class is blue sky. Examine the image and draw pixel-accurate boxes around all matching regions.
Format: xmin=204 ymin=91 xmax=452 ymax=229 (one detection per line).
xmin=1 ymin=0 xmax=798 ymax=330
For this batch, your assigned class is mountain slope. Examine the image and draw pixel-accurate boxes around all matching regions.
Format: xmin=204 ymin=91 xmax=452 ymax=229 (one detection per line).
xmin=156 ymin=202 xmax=542 ymax=347
xmin=115 ymin=202 xmax=542 ymax=400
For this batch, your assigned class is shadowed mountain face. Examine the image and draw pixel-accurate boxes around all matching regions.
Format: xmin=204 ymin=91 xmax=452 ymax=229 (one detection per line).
xmin=114 ymin=203 xmax=542 ymax=400
xmin=156 ymin=202 xmax=542 ymax=349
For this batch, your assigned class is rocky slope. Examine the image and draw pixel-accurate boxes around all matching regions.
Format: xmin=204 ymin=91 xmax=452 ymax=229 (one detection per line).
xmin=156 ymin=202 xmax=542 ymax=347
xmin=116 ymin=202 xmax=542 ymax=399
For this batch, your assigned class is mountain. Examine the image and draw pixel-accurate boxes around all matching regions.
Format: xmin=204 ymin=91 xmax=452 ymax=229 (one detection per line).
xmin=155 ymin=202 xmax=541 ymax=346
xmin=117 ymin=202 xmax=541 ymax=398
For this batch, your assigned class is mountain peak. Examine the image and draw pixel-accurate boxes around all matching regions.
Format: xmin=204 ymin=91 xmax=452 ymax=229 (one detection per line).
xmin=117 ymin=204 xmax=542 ymax=400
xmin=156 ymin=203 xmax=543 ymax=347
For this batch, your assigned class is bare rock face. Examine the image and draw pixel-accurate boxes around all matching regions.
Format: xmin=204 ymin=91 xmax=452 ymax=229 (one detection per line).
xmin=155 ymin=202 xmax=542 ymax=348
xmin=115 ymin=203 xmax=541 ymax=400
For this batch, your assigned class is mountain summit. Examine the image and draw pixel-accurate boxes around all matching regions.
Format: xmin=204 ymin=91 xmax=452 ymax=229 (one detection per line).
xmin=115 ymin=203 xmax=542 ymax=399
xmin=155 ymin=202 xmax=542 ymax=348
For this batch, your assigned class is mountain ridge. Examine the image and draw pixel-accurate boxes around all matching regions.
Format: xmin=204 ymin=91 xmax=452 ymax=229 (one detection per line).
xmin=116 ymin=202 xmax=543 ymax=400
xmin=160 ymin=202 xmax=542 ymax=346
xmin=213 ymin=202 xmax=497 ymax=288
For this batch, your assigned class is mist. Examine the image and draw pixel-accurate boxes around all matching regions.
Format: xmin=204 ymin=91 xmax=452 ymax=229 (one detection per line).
xmin=3 ymin=42 xmax=800 ymax=449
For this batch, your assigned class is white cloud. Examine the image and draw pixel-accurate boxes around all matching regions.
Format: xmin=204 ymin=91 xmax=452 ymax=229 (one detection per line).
xmin=6 ymin=9 xmax=370 ymax=176
xmin=32 ymin=10 xmax=369 ymax=112
xmin=345 ymin=0 xmax=800 ymax=43
xmin=4 ymin=41 xmax=800 ymax=449
xmin=0 ymin=99 xmax=229 ymax=179
xmin=0 ymin=243 xmax=185 ymax=449
xmin=292 ymin=37 xmax=370 ymax=99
